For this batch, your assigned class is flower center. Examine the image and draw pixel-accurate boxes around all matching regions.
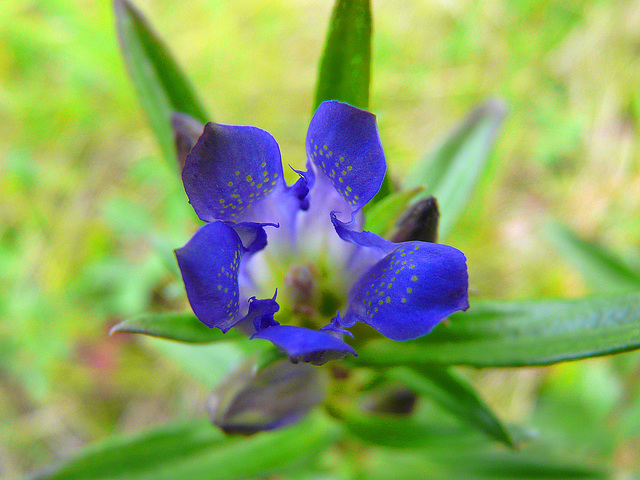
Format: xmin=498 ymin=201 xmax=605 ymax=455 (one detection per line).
xmin=280 ymin=262 xmax=345 ymax=330
xmin=284 ymin=263 xmax=316 ymax=317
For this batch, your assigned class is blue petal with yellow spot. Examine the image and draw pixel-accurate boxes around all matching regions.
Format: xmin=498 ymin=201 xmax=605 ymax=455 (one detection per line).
xmin=340 ymin=241 xmax=469 ymax=341
xmin=175 ymin=221 xmax=246 ymax=331
xmin=174 ymin=100 xmax=469 ymax=367
xmin=183 ymin=123 xmax=285 ymax=223
xmin=306 ymin=101 xmax=385 ymax=211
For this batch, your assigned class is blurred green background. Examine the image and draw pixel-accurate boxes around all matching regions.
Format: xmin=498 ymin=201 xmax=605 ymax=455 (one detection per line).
xmin=2 ymin=0 xmax=640 ymax=477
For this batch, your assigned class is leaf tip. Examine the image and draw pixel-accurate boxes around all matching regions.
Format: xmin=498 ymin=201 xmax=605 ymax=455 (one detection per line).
xmin=108 ymin=321 xmax=128 ymax=336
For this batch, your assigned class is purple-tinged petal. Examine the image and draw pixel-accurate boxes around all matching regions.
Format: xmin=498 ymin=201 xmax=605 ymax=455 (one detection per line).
xmin=175 ymin=221 xmax=243 ymax=331
xmin=340 ymin=242 xmax=469 ymax=340
xmin=232 ymin=222 xmax=278 ymax=255
xmin=320 ymin=313 xmax=354 ymax=338
xmin=326 ymin=212 xmax=397 ymax=284
xmin=251 ymin=325 xmax=357 ymax=366
xmin=245 ymin=292 xmax=280 ymax=332
xmin=183 ymin=122 xmax=285 ymax=222
xmin=290 ymin=165 xmax=313 ymax=211
xmin=331 ymin=211 xmax=395 ymax=253
xmin=306 ymin=101 xmax=385 ymax=211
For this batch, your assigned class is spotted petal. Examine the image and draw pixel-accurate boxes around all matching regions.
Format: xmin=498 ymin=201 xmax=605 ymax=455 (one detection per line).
xmin=183 ymin=122 xmax=285 ymax=223
xmin=251 ymin=325 xmax=357 ymax=366
xmin=340 ymin=241 xmax=469 ymax=340
xmin=306 ymin=101 xmax=385 ymax=212
xmin=175 ymin=221 xmax=245 ymax=331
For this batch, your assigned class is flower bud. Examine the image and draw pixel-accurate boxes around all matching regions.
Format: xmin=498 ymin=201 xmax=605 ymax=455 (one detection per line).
xmin=391 ymin=196 xmax=440 ymax=243
xmin=206 ymin=357 xmax=326 ymax=434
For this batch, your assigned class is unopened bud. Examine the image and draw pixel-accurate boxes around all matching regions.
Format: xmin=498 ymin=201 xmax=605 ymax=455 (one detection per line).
xmin=206 ymin=358 xmax=325 ymax=434
xmin=391 ymin=196 xmax=440 ymax=243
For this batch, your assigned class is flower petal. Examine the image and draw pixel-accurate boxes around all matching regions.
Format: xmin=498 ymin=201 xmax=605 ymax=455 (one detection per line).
xmin=182 ymin=122 xmax=285 ymax=222
xmin=251 ymin=325 xmax=357 ymax=366
xmin=233 ymin=221 xmax=278 ymax=255
xmin=175 ymin=221 xmax=244 ymax=331
xmin=244 ymin=293 xmax=280 ymax=331
xmin=341 ymin=241 xmax=469 ymax=340
xmin=306 ymin=101 xmax=385 ymax=212
xmin=331 ymin=211 xmax=395 ymax=252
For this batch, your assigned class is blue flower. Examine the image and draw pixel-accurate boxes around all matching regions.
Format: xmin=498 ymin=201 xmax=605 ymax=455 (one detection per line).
xmin=175 ymin=101 xmax=469 ymax=365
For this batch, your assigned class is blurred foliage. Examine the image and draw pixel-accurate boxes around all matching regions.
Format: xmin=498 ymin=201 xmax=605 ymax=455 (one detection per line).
xmin=2 ymin=0 xmax=640 ymax=478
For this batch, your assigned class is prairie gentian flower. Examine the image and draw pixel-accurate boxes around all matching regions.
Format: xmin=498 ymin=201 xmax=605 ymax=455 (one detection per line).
xmin=175 ymin=101 xmax=469 ymax=365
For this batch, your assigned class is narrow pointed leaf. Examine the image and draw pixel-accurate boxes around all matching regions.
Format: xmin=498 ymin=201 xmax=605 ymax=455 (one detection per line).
xmin=363 ymin=448 xmax=607 ymax=480
xmin=405 ymin=99 xmax=507 ymax=239
xmin=357 ymin=292 xmax=640 ymax=367
xmin=389 ymin=367 xmax=515 ymax=448
xmin=110 ymin=312 xmax=241 ymax=343
xmin=40 ymin=413 xmax=339 ymax=480
xmin=442 ymin=451 xmax=607 ymax=480
xmin=547 ymin=221 xmax=640 ymax=292
xmin=38 ymin=421 xmax=223 ymax=480
xmin=114 ymin=0 xmax=208 ymax=166
xmin=314 ymin=0 xmax=394 ymax=201
xmin=313 ymin=0 xmax=371 ymax=111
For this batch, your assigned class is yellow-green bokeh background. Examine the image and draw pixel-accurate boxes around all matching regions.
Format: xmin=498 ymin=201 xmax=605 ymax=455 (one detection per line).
xmin=2 ymin=0 xmax=640 ymax=477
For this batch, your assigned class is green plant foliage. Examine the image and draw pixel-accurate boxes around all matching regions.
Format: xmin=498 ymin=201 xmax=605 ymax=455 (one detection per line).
xmin=146 ymin=338 xmax=258 ymax=388
xmin=114 ymin=0 xmax=209 ymax=167
xmin=38 ymin=413 xmax=339 ymax=480
xmin=110 ymin=312 xmax=241 ymax=343
xmin=389 ymin=367 xmax=515 ymax=448
xmin=8 ymin=0 xmax=640 ymax=477
xmin=360 ymin=447 xmax=607 ymax=480
xmin=546 ymin=222 xmax=640 ymax=292
xmin=313 ymin=0 xmax=393 ymax=200
xmin=313 ymin=0 xmax=371 ymax=111
xmin=357 ymin=293 xmax=640 ymax=367
xmin=405 ymin=99 xmax=507 ymax=240
xmin=363 ymin=187 xmax=422 ymax=236
xmin=326 ymin=403 xmax=488 ymax=450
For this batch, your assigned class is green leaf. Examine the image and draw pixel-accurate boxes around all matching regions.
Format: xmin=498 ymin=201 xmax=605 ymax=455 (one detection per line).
xmin=110 ymin=311 xmax=241 ymax=343
xmin=114 ymin=0 xmax=208 ymax=166
xmin=388 ymin=367 xmax=516 ymax=448
xmin=147 ymin=338 xmax=253 ymax=388
xmin=364 ymin=187 xmax=422 ymax=236
xmin=405 ymin=99 xmax=507 ymax=239
xmin=112 ymin=316 xmax=258 ymax=388
xmin=444 ymin=451 xmax=607 ymax=480
xmin=313 ymin=0 xmax=395 ymax=203
xmin=546 ymin=221 xmax=640 ymax=292
xmin=149 ymin=234 xmax=181 ymax=279
xmin=362 ymin=448 xmax=607 ymax=480
xmin=356 ymin=292 xmax=640 ymax=368
xmin=313 ymin=0 xmax=371 ymax=111
xmin=40 ymin=413 xmax=339 ymax=480
xmin=326 ymin=403 xmax=493 ymax=450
